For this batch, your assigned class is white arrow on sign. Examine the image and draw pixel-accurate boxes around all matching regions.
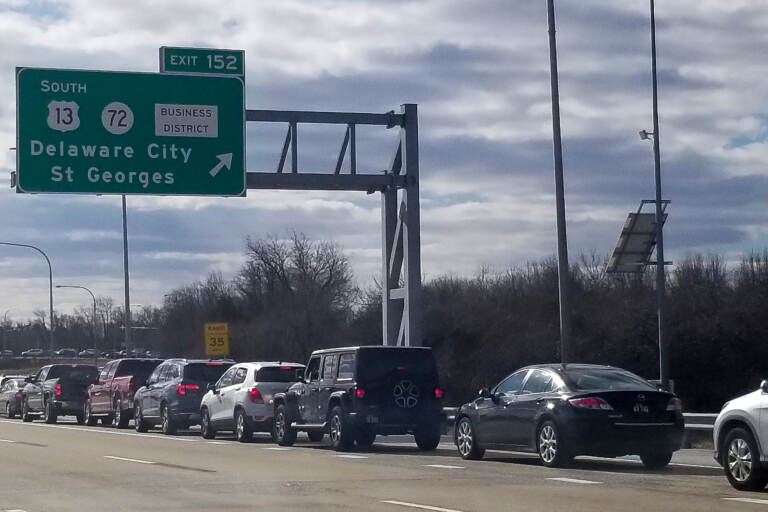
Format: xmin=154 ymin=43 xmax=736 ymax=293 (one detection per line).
xmin=209 ymin=153 xmax=233 ymax=177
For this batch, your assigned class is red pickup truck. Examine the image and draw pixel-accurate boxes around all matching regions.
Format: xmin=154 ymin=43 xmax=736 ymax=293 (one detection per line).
xmin=85 ymin=358 xmax=162 ymax=428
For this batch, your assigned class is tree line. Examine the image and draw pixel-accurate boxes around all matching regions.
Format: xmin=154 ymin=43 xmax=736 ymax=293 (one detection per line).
xmin=4 ymin=232 xmax=767 ymax=412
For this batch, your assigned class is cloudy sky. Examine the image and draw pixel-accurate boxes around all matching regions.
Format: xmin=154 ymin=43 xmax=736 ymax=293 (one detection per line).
xmin=1 ymin=0 xmax=767 ymax=321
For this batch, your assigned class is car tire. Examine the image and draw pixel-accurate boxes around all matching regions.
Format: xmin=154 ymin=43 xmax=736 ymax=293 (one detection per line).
xmin=235 ymin=409 xmax=252 ymax=443
xmin=134 ymin=403 xmax=149 ymax=433
xmin=328 ymin=406 xmax=354 ymax=452
xmin=113 ymin=401 xmax=130 ymax=429
xmin=415 ymin=424 xmax=441 ymax=451
xmin=84 ymin=399 xmax=97 ymax=426
xmin=201 ymin=408 xmax=215 ymax=439
xmin=308 ymin=431 xmax=325 ymax=442
xmin=43 ymin=399 xmax=57 ymax=424
xmin=21 ymin=399 xmax=33 ymax=422
xmin=537 ymin=420 xmax=572 ymax=468
xmin=640 ymin=450 xmax=673 ymax=469
xmin=723 ymin=427 xmax=768 ymax=491
xmin=273 ymin=404 xmax=296 ymax=446
xmin=160 ymin=403 xmax=176 ymax=435
xmin=6 ymin=402 xmax=15 ymax=419
xmin=75 ymin=411 xmax=85 ymax=425
xmin=356 ymin=428 xmax=376 ymax=449
xmin=455 ymin=417 xmax=485 ymax=460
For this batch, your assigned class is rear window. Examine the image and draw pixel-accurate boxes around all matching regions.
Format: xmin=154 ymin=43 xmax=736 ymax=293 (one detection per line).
xmin=183 ymin=362 xmax=233 ymax=383
xmin=115 ymin=360 xmax=161 ymax=380
xmin=47 ymin=365 xmax=99 ymax=381
xmin=565 ymin=368 xmax=656 ymax=391
xmin=255 ymin=367 xmax=304 ymax=383
xmin=356 ymin=348 xmax=437 ymax=383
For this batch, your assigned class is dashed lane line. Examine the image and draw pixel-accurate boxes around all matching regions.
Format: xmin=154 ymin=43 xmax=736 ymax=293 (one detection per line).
xmin=547 ymin=477 xmax=602 ymax=485
xmin=382 ymin=500 xmax=465 ymax=512
xmin=422 ymin=464 xmax=465 ymax=469
xmin=263 ymin=447 xmax=292 ymax=451
xmin=104 ymin=455 xmax=156 ymax=464
xmin=723 ymin=498 xmax=768 ymax=505
xmin=336 ymin=454 xmax=369 ymax=459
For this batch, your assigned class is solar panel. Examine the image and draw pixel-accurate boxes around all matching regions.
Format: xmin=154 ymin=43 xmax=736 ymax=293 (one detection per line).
xmin=607 ymin=207 xmax=667 ymax=274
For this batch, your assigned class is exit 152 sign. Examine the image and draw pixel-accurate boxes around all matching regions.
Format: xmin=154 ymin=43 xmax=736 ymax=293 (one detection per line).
xmin=160 ymin=47 xmax=244 ymax=77
xmin=16 ymin=67 xmax=245 ymax=196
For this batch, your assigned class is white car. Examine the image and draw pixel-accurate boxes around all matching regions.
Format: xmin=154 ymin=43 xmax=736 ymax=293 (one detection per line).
xmin=200 ymin=361 xmax=305 ymax=442
xmin=714 ymin=380 xmax=768 ymax=490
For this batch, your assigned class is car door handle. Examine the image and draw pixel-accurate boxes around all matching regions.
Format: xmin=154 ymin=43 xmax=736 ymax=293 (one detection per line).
xmin=536 ymin=398 xmax=545 ymax=404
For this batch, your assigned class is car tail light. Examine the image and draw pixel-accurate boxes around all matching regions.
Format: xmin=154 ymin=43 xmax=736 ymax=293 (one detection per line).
xmin=176 ymin=383 xmax=200 ymax=395
xmin=280 ymin=366 xmax=292 ymax=370
xmin=666 ymin=397 xmax=682 ymax=411
xmin=14 ymin=392 xmax=21 ymax=399
xmin=355 ymin=387 xmax=365 ymax=398
xmin=434 ymin=388 xmax=444 ymax=399
xmin=248 ymin=387 xmax=264 ymax=403
xmin=568 ymin=397 xmax=613 ymax=410
xmin=54 ymin=383 xmax=61 ymax=396
xmin=206 ymin=362 xmax=223 ymax=366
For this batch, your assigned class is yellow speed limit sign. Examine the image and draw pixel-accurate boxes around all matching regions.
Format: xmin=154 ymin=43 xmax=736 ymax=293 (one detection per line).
xmin=204 ymin=322 xmax=229 ymax=356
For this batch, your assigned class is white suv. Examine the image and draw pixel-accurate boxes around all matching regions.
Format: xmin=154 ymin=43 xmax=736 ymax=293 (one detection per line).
xmin=200 ymin=362 xmax=304 ymax=442
xmin=714 ymin=380 xmax=768 ymax=490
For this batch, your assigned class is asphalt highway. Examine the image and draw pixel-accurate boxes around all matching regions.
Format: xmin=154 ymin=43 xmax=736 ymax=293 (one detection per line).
xmin=0 ymin=417 xmax=763 ymax=512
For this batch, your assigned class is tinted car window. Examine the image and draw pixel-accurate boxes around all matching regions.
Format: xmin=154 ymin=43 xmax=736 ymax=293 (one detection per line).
xmin=565 ymin=368 xmax=656 ymax=391
xmin=521 ymin=370 xmax=554 ymax=394
xmin=217 ymin=366 xmax=237 ymax=388
xmin=255 ymin=367 xmax=303 ymax=383
xmin=306 ymin=357 xmax=321 ymax=382
xmin=147 ymin=365 xmax=163 ymax=384
xmin=115 ymin=360 xmax=160 ymax=380
xmin=46 ymin=365 xmax=98 ymax=381
xmin=495 ymin=370 xmax=528 ymax=395
xmin=337 ymin=353 xmax=355 ymax=380
xmin=183 ymin=362 xmax=233 ymax=383
xmin=232 ymin=367 xmax=248 ymax=385
xmin=322 ymin=355 xmax=338 ymax=380
xmin=356 ymin=349 xmax=438 ymax=383
xmin=99 ymin=363 xmax=113 ymax=381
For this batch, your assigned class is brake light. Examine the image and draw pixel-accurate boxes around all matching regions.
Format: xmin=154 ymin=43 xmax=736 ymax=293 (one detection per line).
xmin=355 ymin=388 xmax=365 ymax=398
xmin=206 ymin=362 xmax=223 ymax=366
xmin=54 ymin=383 xmax=61 ymax=396
xmin=176 ymin=383 xmax=200 ymax=395
xmin=280 ymin=366 xmax=292 ymax=370
xmin=14 ymin=393 xmax=21 ymax=399
xmin=434 ymin=388 xmax=444 ymax=399
xmin=666 ymin=397 xmax=682 ymax=411
xmin=248 ymin=387 xmax=264 ymax=403
xmin=568 ymin=397 xmax=613 ymax=410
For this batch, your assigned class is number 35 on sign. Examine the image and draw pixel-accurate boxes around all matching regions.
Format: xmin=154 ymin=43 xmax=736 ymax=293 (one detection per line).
xmin=204 ymin=322 xmax=229 ymax=356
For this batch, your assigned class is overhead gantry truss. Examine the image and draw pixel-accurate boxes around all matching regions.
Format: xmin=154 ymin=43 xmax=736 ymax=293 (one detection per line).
xmin=245 ymin=104 xmax=422 ymax=346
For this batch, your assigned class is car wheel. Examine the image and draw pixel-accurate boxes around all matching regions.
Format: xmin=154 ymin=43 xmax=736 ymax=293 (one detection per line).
xmin=160 ymin=403 xmax=176 ymax=435
xmin=84 ymin=399 xmax=97 ymax=426
xmin=201 ymin=408 xmax=215 ymax=439
xmin=273 ymin=404 xmax=296 ymax=446
xmin=328 ymin=406 xmax=354 ymax=452
xmin=113 ymin=401 xmax=130 ymax=429
xmin=640 ymin=450 xmax=673 ymax=469
xmin=537 ymin=420 xmax=572 ymax=468
xmin=5 ymin=402 xmax=13 ymax=419
xmin=21 ymin=399 xmax=33 ymax=422
xmin=308 ymin=431 xmax=325 ymax=442
xmin=415 ymin=424 xmax=441 ymax=451
xmin=235 ymin=409 xmax=252 ymax=443
xmin=134 ymin=403 xmax=149 ymax=433
xmin=75 ymin=411 xmax=85 ymax=425
xmin=43 ymin=399 xmax=57 ymax=424
xmin=356 ymin=428 xmax=376 ymax=449
xmin=455 ymin=417 xmax=484 ymax=460
xmin=724 ymin=427 xmax=768 ymax=491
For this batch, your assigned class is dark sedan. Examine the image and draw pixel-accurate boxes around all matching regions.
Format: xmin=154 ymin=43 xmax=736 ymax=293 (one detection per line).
xmin=454 ymin=364 xmax=684 ymax=468
xmin=0 ymin=377 xmax=25 ymax=418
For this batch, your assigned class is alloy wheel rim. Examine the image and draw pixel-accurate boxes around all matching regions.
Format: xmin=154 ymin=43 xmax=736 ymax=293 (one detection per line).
xmin=539 ymin=425 xmax=557 ymax=463
xmin=276 ymin=412 xmax=285 ymax=439
xmin=84 ymin=402 xmax=90 ymax=422
xmin=330 ymin=414 xmax=341 ymax=443
xmin=457 ymin=420 xmax=473 ymax=456
xmin=728 ymin=438 xmax=753 ymax=482
xmin=162 ymin=407 xmax=168 ymax=431
xmin=202 ymin=411 xmax=209 ymax=435
xmin=237 ymin=414 xmax=244 ymax=438
xmin=114 ymin=407 xmax=121 ymax=426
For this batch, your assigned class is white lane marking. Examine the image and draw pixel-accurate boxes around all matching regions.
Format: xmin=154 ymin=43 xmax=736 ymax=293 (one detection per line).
xmin=206 ymin=441 xmax=230 ymax=445
xmin=0 ymin=419 xmax=197 ymax=443
xmin=4 ymin=509 xmax=29 ymax=512
xmin=263 ymin=447 xmax=291 ymax=451
xmin=547 ymin=477 xmax=602 ymax=485
xmin=0 ymin=439 xmax=17 ymax=443
xmin=723 ymin=497 xmax=768 ymax=505
xmin=104 ymin=455 xmax=156 ymax=465
xmin=336 ymin=454 xmax=369 ymax=459
xmin=382 ymin=500 xmax=464 ymax=512
xmin=422 ymin=464 xmax=465 ymax=469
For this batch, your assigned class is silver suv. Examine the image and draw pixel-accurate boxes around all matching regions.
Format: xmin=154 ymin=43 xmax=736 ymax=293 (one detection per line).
xmin=714 ymin=380 xmax=768 ymax=490
xmin=200 ymin=362 xmax=304 ymax=442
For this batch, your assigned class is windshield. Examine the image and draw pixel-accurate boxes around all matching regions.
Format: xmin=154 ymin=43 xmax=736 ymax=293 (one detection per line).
xmin=356 ymin=348 xmax=437 ymax=383
xmin=183 ymin=362 xmax=233 ymax=383
xmin=115 ymin=360 xmax=161 ymax=379
xmin=47 ymin=365 xmax=99 ymax=381
xmin=255 ymin=366 xmax=304 ymax=383
xmin=565 ymin=367 xmax=656 ymax=391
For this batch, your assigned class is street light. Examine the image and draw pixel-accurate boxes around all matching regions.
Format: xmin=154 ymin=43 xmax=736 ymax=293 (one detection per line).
xmin=0 ymin=242 xmax=55 ymax=351
xmin=56 ymin=285 xmax=97 ymax=365
xmin=2 ymin=309 xmax=10 ymax=353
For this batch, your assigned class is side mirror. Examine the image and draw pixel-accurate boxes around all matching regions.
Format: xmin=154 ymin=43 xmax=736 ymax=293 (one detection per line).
xmin=207 ymin=382 xmax=216 ymax=392
xmin=25 ymin=376 xmax=33 ymax=383
xmin=478 ymin=387 xmax=492 ymax=399
xmin=761 ymin=380 xmax=768 ymax=394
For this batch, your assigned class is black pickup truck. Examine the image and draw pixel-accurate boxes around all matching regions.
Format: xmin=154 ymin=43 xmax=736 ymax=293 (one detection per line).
xmin=21 ymin=364 xmax=99 ymax=424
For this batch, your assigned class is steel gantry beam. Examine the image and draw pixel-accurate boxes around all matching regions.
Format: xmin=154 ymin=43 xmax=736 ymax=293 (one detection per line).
xmin=245 ymin=104 xmax=422 ymax=347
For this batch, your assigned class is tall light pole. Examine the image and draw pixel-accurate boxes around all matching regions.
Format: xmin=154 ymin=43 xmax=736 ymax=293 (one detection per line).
xmin=122 ymin=195 xmax=132 ymax=354
xmin=56 ymin=285 xmax=97 ymax=365
xmin=0 ymin=242 xmax=54 ymax=352
xmin=2 ymin=309 xmax=10 ymax=353
xmin=546 ymin=0 xmax=572 ymax=363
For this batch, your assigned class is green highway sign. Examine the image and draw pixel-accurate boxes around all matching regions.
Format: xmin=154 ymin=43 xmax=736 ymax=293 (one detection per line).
xmin=16 ymin=67 xmax=245 ymax=196
xmin=160 ymin=47 xmax=245 ymax=77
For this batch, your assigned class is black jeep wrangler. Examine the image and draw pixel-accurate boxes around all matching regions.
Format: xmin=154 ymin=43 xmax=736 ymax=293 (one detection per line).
xmin=272 ymin=346 xmax=445 ymax=451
